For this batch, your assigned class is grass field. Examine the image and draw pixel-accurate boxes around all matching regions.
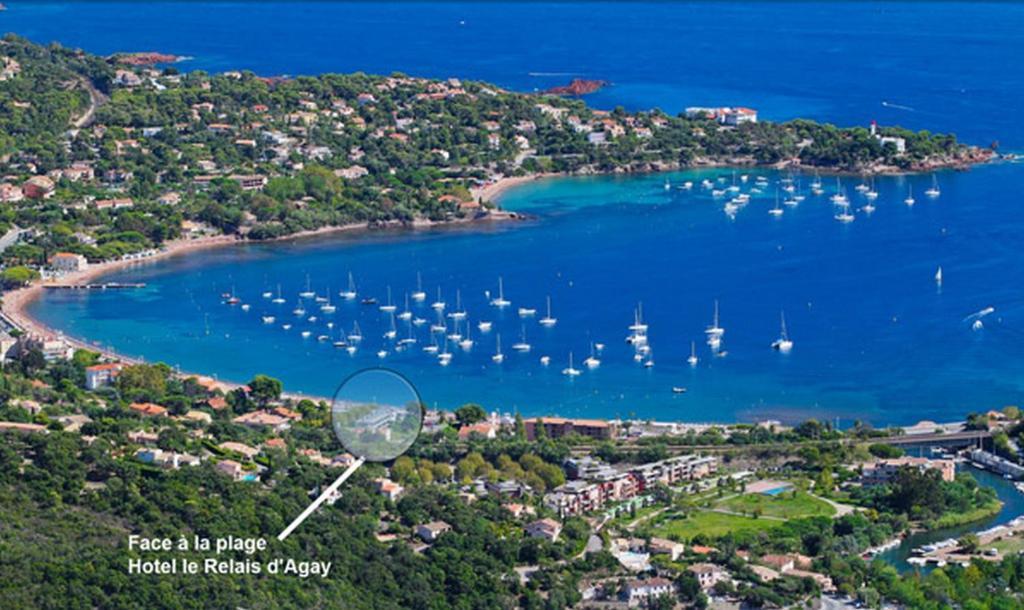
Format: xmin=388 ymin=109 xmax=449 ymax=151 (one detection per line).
xmin=649 ymin=490 xmax=836 ymax=540
xmin=717 ymin=491 xmax=835 ymax=520
xmin=651 ymin=510 xmax=778 ymax=540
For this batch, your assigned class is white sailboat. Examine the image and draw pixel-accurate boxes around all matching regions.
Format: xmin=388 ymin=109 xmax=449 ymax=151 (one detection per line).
xmin=411 ymin=272 xmax=427 ymax=302
xmin=512 ymin=325 xmax=531 ymax=352
xmin=299 ymin=274 xmax=315 ymax=299
xmin=398 ymin=293 xmax=413 ymax=321
xmin=925 ymin=175 xmax=941 ymax=198
xmin=771 ymin=310 xmax=794 ymax=353
xmin=830 ymin=178 xmax=848 ymax=206
xmin=292 ymin=300 xmax=306 ymax=317
xmin=687 ymin=341 xmax=698 ymax=367
xmin=835 ymin=207 xmax=855 ymax=223
xmin=705 ymin=300 xmax=725 ymax=342
xmin=339 ymin=272 xmax=357 ymax=300
xmin=935 ymin=266 xmax=943 ymax=285
xmin=518 ymin=306 xmax=537 ymax=318
xmin=379 ymin=286 xmax=397 ymax=313
xmin=437 ymin=340 xmax=452 ymax=366
xmin=539 ymin=296 xmax=557 ymax=327
xmin=769 ymin=190 xmax=784 ymax=217
xmin=490 ymin=277 xmax=511 ymax=308
xmin=562 ymin=352 xmax=581 ymax=377
xmin=448 ymin=290 xmax=467 ymax=320
xmin=491 ymin=334 xmax=504 ymax=363
xmin=583 ymin=342 xmax=601 ymax=369
xmin=320 ymin=292 xmax=336 ymax=314
xmin=423 ymin=334 xmax=439 ymax=354
xmin=272 ymin=284 xmax=286 ymax=304
xmin=262 ymin=315 xmax=275 ymax=324
xmin=383 ymin=312 xmax=398 ymax=340
xmin=904 ymin=185 xmax=916 ymax=206
xmin=459 ymin=321 xmax=474 ymax=350
xmin=629 ymin=303 xmax=648 ymax=332
xmin=431 ymin=287 xmax=446 ymax=311
xmin=477 ymin=320 xmax=493 ymax=333
xmin=540 ymin=355 xmax=551 ymax=366
xmin=347 ymin=321 xmax=363 ymax=343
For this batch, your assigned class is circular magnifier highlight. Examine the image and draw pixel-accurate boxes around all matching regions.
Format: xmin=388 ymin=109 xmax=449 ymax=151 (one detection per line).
xmin=331 ymin=368 xmax=423 ymax=462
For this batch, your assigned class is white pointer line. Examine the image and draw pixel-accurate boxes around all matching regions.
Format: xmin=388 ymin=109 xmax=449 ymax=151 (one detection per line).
xmin=278 ymin=456 xmax=366 ymax=541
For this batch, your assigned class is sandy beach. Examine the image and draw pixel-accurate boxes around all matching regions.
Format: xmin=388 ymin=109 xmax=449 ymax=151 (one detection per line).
xmin=472 ymin=173 xmax=558 ymax=203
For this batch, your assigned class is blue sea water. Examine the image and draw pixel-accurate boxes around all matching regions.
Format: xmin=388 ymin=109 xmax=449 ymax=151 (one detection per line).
xmin=10 ymin=2 xmax=1024 ymax=424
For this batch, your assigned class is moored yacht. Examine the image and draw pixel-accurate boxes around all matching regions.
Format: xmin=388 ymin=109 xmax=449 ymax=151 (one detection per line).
xmin=411 ymin=272 xmax=427 ymax=302
xmin=905 ymin=185 xmax=916 ymax=206
xmin=490 ymin=277 xmax=511 ymax=308
xmin=562 ymin=352 xmax=581 ymax=377
xmin=539 ymin=296 xmax=557 ymax=327
xmin=511 ymin=326 xmax=531 ymax=352
xmin=491 ymin=334 xmax=504 ymax=363
xmin=339 ymin=272 xmax=357 ymax=300
xmin=687 ymin=341 xmax=699 ymax=367
xmin=379 ymin=286 xmax=397 ymax=313
xmin=347 ymin=321 xmax=363 ymax=343
xmin=771 ymin=310 xmax=794 ymax=353
xmin=431 ymin=287 xmax=446 ymax=311
xmin=299 ymin=274 xmax=315 ymax=299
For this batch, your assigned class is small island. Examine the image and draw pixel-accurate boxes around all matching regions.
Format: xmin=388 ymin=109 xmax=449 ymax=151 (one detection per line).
xmin=543 ymin=77 xmax=609 ymax=96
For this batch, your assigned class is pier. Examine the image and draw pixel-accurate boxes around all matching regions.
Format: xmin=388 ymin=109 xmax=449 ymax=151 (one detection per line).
xmin=43 ymin=282 xmax=146 ymax=290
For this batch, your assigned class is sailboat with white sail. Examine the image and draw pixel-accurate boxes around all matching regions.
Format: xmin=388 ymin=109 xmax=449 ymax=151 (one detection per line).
xmin=583 ymin=342 xmax=601 ymax=369
xmin=491 ymin=334 xmax=504 ymax=363
xmin=705 ymin=300 xmax=725 ymax=349
xmin=339 ymin=272 xmax=357 ymax=300
xmin=512 ymin=325 xmax=531 ymax=352
xmin=379 ymin=286 xmax=397 ymax=313
xmin=299 ymin=274 xmax=315 ymax=299
xmin=411 ymin=272 xmax=427 ymax=302
xmin=490 ymin=277 xmax=511 ymax=308
xmin=539 ymin=296 xmax=557 ymax=327
xmin=771 ymin=310 xmax=794 ymax=353
xmin=562 ymin=352 xmax=581 ymax=377
xmin=398 ymin=293 xmax=413 ymax=321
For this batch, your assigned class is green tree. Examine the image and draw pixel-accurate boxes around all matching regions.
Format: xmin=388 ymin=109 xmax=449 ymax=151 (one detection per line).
xmin=247 ymin=374 xmax=282 ymax=407
xmin=0 ymin=266 xmax=39 ymax=288
xmin=454 ymin=403 xmax=486 ymax=427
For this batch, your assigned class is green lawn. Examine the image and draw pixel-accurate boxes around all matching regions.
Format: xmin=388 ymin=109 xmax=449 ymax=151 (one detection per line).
xmin=651 ymin=510 xmax=778 ymax=540
xmin=717 ymin=491 xmax=835 ymax=520
xmin=648 ymin=491 xmax=836 ymax=541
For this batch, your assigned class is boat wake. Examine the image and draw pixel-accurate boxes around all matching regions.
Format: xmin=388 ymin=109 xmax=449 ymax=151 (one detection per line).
xmin=881 ymin=100 xmax=916 ymax=112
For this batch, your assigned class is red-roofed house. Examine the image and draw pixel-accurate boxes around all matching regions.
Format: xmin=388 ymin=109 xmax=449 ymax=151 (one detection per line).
xmin=130 ymin=402 xmax=168 ymax=417
xmin=457 ymin=422 xmax=498 ymax=440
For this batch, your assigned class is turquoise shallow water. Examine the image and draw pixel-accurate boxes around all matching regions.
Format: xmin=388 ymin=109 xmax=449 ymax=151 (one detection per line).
xmin=28 ymin=165 xmax=1024 ymax=424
